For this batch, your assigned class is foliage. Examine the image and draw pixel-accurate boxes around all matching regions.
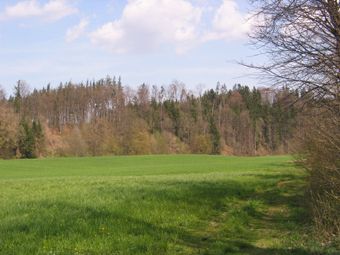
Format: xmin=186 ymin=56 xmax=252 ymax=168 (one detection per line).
xmin=17 ymin=120 xmax=44 ymax=159
xmin=0 ymin=79 xmax=299 ymax=158
xmin=0 ymin=102 xmax=19 ymax=158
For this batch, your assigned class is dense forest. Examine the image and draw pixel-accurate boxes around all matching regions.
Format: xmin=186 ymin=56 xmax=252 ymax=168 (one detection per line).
xmin=0 ymin=77 xmax=298 ymax=159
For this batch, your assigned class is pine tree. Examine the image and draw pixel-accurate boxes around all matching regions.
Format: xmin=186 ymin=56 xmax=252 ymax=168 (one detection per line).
xmin=18 ymin=120 xmax=36 ymax=158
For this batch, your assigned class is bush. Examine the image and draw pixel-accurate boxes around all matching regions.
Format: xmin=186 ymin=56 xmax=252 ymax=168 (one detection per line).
xmin=297 ymin=108 xmax=340 ymax=242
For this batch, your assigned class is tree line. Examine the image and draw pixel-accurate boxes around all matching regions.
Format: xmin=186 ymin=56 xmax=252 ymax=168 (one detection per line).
xmin=0 ymin=78 xmax=298 ymax=158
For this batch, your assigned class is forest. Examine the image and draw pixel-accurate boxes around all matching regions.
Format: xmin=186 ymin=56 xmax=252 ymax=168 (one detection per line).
xmin=0 ymin=78 xmax=298 ymax=159
xmin=1 ymin=0 xmax=339 ymax=251
xmin=0 ymin=0 xmax=340 ymax=253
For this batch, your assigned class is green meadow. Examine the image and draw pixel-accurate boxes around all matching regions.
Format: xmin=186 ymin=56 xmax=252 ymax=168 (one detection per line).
xmin=0 ymin=155 xmax=337 ymax=254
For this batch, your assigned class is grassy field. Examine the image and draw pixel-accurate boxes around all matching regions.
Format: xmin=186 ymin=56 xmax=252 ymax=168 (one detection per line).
xmin=0 ymin=155 xmax=337 ymax=255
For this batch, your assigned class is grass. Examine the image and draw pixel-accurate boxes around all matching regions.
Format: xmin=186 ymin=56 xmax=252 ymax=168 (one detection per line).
xmin=0 ymin=155 xmax=337 ymax=255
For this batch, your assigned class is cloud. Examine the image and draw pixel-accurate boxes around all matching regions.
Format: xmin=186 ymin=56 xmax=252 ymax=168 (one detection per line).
xmin=90 ymin=0 xmax=202 ymax=54
xmin=90 ymin=0 xmax=254 ymax=54
xmin=203 ymin=0 xmax=253 ymax=42
xmin=1 ymin=0 xmax=77 ymax=21
xmin=66 ymin=19 xmax=89 ymax=42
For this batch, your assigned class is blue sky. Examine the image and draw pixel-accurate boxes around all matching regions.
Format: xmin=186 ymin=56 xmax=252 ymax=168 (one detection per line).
xmin=0 ymin=0 xmax=260 ymax=95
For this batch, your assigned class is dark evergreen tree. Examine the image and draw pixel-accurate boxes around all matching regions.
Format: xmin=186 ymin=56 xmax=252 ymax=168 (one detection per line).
xmin=18 ymin=120 xmax=36 ymax=158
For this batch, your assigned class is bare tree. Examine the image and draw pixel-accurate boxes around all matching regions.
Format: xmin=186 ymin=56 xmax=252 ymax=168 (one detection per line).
xmin=247 ymin=0 xmax=339 ymax=109
xmin=0 ymin=85 xmax=6 ymax=101
xmin=247 ymin=0 xmax=340 ymax=239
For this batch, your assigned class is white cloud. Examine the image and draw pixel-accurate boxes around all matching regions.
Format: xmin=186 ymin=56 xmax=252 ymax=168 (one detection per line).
xmin=66 ymin=19 xmax=89 ymax=42
xmin=1 ymin=0 xmax=77 ymax=21
xmin=90 ymin=0 xmax=254 ymax=54
xmin=90 ymin=0 xmax=202 ymax=54
xmin=203 ymin=0 xmax=252 ymax=42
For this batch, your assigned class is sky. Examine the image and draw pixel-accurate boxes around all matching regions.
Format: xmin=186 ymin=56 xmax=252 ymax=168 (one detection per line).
xmin=0 ymin=0 xmax=261 ymax=95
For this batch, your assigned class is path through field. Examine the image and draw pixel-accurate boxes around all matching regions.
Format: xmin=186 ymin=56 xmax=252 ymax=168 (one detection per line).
xmin=0 ymin=155 xmax=336 ymax=254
